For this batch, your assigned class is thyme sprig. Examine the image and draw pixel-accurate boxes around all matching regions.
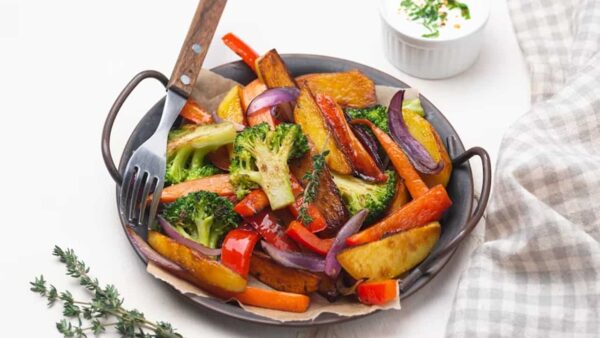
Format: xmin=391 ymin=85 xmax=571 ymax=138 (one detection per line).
xmin=298 ymin=150 xmax=329 ymax=225
xmin=30 ymin=246 xmax=182 ymax=338
xmin=400 ymin=0 xmax=471 ymax=38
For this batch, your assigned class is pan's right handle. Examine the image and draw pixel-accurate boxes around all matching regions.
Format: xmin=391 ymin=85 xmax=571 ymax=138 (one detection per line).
xmin=102 ymin=70 xmax=168 ymax=185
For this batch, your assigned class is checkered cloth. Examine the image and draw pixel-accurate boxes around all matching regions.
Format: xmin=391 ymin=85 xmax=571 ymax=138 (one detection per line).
xmin=446 ymin=0 xmax=600 ymax=336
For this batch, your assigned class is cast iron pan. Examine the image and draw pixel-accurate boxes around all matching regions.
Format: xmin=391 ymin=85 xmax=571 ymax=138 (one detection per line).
xmin=102 ymin=54 xmax=491 ymax=326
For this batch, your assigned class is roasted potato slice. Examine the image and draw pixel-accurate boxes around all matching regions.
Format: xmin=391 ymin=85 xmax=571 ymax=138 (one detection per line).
xmin=249 ymin=252 xmax=320 ymax=294
xmin=290 ymin=151 xmax=350 ymax=234
xmin=256 ymin=49 xmax=297 ymax=88
xmin=403 ymin=110 xmax=453 ymax=187
xmin=217 ymin=85 xmax=245 ymax=125
xmin=337 ymin=222 xmax=440 ymax=281
xmin=148 ymin=231 xmax=247 ymax=293
xmin=297 ymin=70 xmax=376 ymax=108
xmin=293 ymin=87 xmax=353 ymax=174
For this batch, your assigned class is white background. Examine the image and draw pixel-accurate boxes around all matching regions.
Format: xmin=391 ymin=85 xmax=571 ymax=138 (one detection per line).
xmin=0 ymin=0 xmax=529 ymax=337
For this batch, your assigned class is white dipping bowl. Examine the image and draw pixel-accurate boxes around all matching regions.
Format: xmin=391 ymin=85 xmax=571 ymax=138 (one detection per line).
xmin=380 ymin=0 xmax=490 ymax=79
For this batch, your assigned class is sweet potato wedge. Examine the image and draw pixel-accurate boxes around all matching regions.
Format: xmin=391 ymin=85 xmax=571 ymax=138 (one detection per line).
xmin=290 ymin=151 xmax=350 ymax=234
xmin=337 ymin=222 xmax=440 ymax=280
xmin=249 ymin=252 xmax=321 ymax=294
xmin=241 ymin=79 xmax=267 ymax=111
xmin=255 ymin=49 xmax=297 ymax=88
xmin=217 ymin=85 xmax=245 ymax=125
xmin=147 ymin=231 xmax=247 ymax=293
xmin=403 ymin=109 xmax=452 ymax=187
xmin=297 ymin=70 xmax=376 ymax=108
xmin=386 ymin=178 xmax=411 ymax=215
xmin=293 ymin=87 xmax=353 ymax=174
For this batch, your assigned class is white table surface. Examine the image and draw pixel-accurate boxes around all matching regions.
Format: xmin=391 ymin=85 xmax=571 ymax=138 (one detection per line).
xmin=0 ymin=0 xmax=530 ymax=337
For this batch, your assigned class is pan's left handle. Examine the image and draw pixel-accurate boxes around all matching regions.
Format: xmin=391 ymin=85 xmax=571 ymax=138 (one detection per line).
xmin=102 ymin=70 xmax=168 ymax=185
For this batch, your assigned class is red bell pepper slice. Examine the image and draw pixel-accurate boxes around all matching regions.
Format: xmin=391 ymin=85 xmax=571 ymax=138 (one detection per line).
xmin=180 ymin=99 xmax=214 ymax=125
xmin=221 ymin=228 xmax=260 ymax=277
xmin=222 ymin=33 xmax=259 ymax=73
xmin=285 ymin=221 xmax=333 ymax=256
xmin=287 ymin=175 xmax=328 ymax=233
xmin=356 ymin=279 xmax=398 ymax=305
xmin=234 ymin=189 xmax=270 ymax=217
xmin=245 ymin=211 xmax=297 ymax=251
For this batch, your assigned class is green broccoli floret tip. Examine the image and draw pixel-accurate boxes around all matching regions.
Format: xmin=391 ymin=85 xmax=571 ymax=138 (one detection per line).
xmin=165 ymin=122 xmax=236 ymax=185
xmin=161 ymin=191 xmax=240 ymax=248
xmin=332 ymin=170 xmax=397 ymax=224
xmin=229 ymin=123 xmax=309 ymax=210
xmin=346 ymin=105 xmax=389 ymax=133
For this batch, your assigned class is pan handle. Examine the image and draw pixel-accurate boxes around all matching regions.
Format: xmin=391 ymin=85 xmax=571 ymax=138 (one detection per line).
xmin=101 ymin=70 xmax=168 ymax=185
xmin=400 ymin=146 xmax=492 ymax=292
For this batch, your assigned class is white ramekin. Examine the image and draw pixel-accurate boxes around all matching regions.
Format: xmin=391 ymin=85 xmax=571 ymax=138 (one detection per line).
xmin=380 ymin=0 xmax=490 ymax=79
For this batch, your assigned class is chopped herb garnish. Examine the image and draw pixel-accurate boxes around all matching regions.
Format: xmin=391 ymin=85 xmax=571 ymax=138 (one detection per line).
xmin=399 ymin=0 xmax=471 ymax=38
xmin=299 ymin=150 xmax=329 ymax=225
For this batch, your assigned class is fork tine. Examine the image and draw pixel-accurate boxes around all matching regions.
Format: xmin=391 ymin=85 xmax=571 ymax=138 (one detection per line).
xmin=128 ymin=170 xmax=146 ymax=222
xmin=147 ymin=177 xmax=164 ymax=227
xmin=121 ymin=165 xmax=137 ymax=218
xmin=137 ymin=176 xmax=156 ymax=226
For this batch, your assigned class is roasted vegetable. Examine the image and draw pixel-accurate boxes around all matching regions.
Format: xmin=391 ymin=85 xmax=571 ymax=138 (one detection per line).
xmin=165 ymin=122 xmax=236 ymax=185
xmin=147 ymin=230 xmax=247 ymax=292
xmin=346 ymin=105 xmax=389 ymax=133
xmin=290 ymin=150 xmax=350 ymax=234
xmin=159 ymin=174 xmax=234 ymax=203
xmin=415 ymin=119 xmax=453 ymax=188
xmin=356 ymin=280 xmax=398 ymax=305
xmin=332 ymin=171 xmax=397 ymax=224
xmin=222 ymin=32 xmax=259 ymax=73
xmin=180 ymin=99 xmax=214 ymax=125
xmin=249 ymin=252 xmax=321 ymax=294
xmin=217 ymin=85 xmax=246 ymax=125
xmin=286 ymin=221 xmax=333 ymax=256
xmin=386 ymin=179 xmax=411 ymax=215
xmin=316 ymin=93 xmax=387 ymax=182
xmin=337 ymin=222 xmax=440 ymax=280
xmin=161 ymin=191 xmax=240 ymax=249
xmin=221 ymin=228 xmax=259 ymax=277
xmin=297 ymin=70 xmax=376 ymax=108
xmin=245 ymin=210 xmax=298 ymax=251
xmin=233 ymin=189 xmax=270 ymax=217
xmin=229 ymin=123 xmax=309 ymax=209
xmin=255 ymin=49 xmax=297 ymax=88
xmin=293 ymin=87 xmax=353 ymax=174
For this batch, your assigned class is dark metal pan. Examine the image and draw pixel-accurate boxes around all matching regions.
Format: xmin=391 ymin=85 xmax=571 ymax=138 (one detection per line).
xmin=102 ymin=54 xmax=491 ymax=326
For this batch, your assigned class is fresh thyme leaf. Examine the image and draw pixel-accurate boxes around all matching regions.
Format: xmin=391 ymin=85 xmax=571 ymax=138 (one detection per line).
xmin=31 ymin=246 xmax=183 ymax=338
xmin=299 ymin=150 xmax=329 ymax=225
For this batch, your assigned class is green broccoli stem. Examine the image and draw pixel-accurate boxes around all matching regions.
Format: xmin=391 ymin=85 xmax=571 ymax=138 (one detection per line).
xmin=190 ymin=148 xmax=211 ymax=170
xmin=254 ymin=153 xmax=294 ymax=210
xmin=195 ymin=216 xmax=214 ymax=248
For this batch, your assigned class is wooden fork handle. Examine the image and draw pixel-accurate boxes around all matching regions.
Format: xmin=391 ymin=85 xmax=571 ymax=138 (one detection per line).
xmin=167 ymin=0 xmax=227 ymax=97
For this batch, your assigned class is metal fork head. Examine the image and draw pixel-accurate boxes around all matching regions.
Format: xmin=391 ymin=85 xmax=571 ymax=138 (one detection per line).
xmin=120 ymin=145 xmax=165 ymax=230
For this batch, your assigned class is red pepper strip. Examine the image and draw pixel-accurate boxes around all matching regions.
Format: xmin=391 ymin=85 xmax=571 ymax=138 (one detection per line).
xmin=245 ymin=211 xmax=297 ymax=251
xmin=180 ymin=99 xmax=214 ymax=125
xmin=357 ymin=279 xmax=398 ymax=305
xmin=287 ymin=175 xmax=328 ymax=233
xmin=286 ymin=221 xmax=333 ymax=256
xmin=221 ymin=228 xmax=260 ymax=277
xmin=222 ymin=33 xmax=259 ymax=73
xmin=234 ymin=189 xmax=270 ymax=217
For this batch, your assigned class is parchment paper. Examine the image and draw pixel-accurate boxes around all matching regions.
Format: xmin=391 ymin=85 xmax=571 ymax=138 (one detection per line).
xmin=146 ymin=70 xmax=421 ymax=322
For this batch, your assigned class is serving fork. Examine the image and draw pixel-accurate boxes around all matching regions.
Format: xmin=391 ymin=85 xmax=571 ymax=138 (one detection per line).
xmin=120 ymin=0 xmax=227 ymax=230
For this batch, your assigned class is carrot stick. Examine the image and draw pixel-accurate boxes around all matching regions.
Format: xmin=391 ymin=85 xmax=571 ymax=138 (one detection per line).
xmin=346 ymin=184 xmax=452 ymax=246
xmin=352 ymin=119 xmax=429 ymax=198
xmin=231 ymin=287 xmax=310 ymax=313
xmin=159 ymin=174 xmax=233 ymax=203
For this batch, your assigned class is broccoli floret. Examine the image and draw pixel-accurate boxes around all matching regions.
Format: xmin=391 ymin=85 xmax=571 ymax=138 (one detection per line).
xmin=161 ymin=191 xmax=240 ymax=248
xmin=229 ymin=123 xmax=309 ymax=210
xmin=332 ymin=170 xmax=397 ymax=223
xmin=346 ymin=105 xmax=389 ymax=133
xmin=165 ymin=122 xmax=236 ymax=185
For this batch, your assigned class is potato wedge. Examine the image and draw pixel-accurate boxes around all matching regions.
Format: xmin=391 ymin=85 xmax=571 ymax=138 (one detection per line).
xmin=386 ymin=178 xmax=411 ymax=215
xmin=249 ymin=252 xmax=321 ymax=294
xmin=293 ymin=87 xmax=353 ymax=174
xmin=402 ymin=110 xmax=452 ymax=187
xmin=290 ymin=151 xmax=350 ymax=234
xmin=148 ymin=231 xmax=247 ymax=293
xmin=297 ymin=70 xmax=376 ymax=108
xmin=256 ymin=49 xmax=297 ymax=88
xmin=217 ymin=85 xmax=245 ymax=125
xmin=337 ymin=222 xmax=440 ymax=280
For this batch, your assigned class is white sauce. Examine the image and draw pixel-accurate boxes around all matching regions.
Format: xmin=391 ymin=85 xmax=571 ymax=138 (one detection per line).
xmin=382 ymin=0 xmax=488 ymax=40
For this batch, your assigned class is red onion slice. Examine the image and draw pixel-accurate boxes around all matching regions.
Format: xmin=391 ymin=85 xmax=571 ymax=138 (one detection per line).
xmin=388 ymin=90 xmax=443 ymax=175
xmin=324 ymin=209 xmax=368 ymax=278
xmin=261 ymin=241 xmax=325 ymax=272
xmin=247 ymin=87 xmax=300 ymax=116
xmin=158 ymin=216 xmax=222 ymax=257
xmin=351 ymin=124 xmax=385 ymax=170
